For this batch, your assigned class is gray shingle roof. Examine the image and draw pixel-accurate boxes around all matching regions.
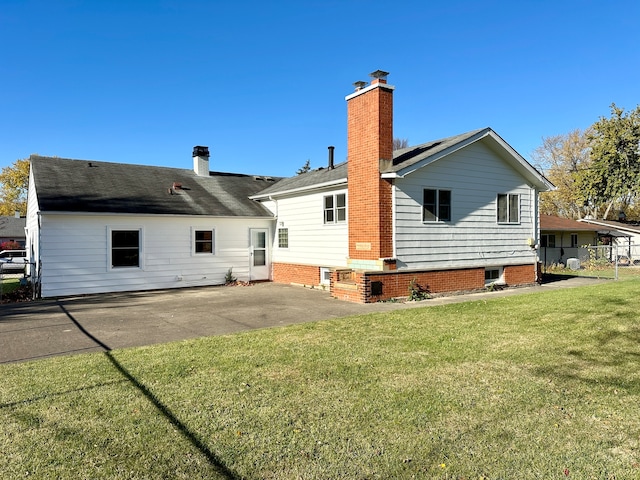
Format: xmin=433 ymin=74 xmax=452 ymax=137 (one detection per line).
xmin=30 ymin=156 xmax=279 ymax=217
xmin=253 ymin=129 xmax=495 ymax=197
xmin=0 ymin=216 xmax=26 ymax=238
xmin=253 ymin=162 xmax=348 ymax=197
xmin=386 ymin=128 xmax=488 ymax=173
xmin=254 ymin=127 xmax=554 ymax=198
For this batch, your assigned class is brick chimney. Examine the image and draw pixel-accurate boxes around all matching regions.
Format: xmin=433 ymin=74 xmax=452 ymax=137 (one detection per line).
xmin=345 ymin=70 xmax=394 ymax=267
xmin=193 ymin=146 xmax=210 ymax=177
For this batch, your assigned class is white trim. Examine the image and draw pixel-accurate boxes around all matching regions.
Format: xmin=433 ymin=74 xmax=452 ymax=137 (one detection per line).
xmin=485 ymin=266 xmax=505 ymax=285
xmin=344 ymin=81 xmax=395 ymax=101
xmin=383 ymin=129 xmax=554 ymax=192
xmin=191 ymin=226 xmax=216 ymax=256
xmin=320 ymin=267 xmax=331 ymax=285
xmin=251 ymin=178 xmax=347 ymax=200
xmin=40 ymin=211 xmax=273 ymax=220
xmin=107 ymin=226 xmax=144 ymax=271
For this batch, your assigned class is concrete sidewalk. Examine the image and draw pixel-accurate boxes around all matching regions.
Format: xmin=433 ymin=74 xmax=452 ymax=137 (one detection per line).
xmin=0 ymin=276 xmax=609 ymax=364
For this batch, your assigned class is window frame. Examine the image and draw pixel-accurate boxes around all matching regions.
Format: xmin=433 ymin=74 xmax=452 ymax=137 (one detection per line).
xmin=323 ymin=193 xmax=347 ymax=224
xmin=108 ymin=227 xmax=143 ymax=270
xmin=278 ymin=227 xmax=289 ymax=249
xmin=570 ymin=233 xmax=578 ymax=248
xmin=485 ymin=267 xmax=504 ymax=285
xmin=422 ymin=188 xmax=451 ymax=222
xmin=497 ymin=193 xmax=520 ymax=224
xmin=541 ymin=234 xmax=556 ymax=248
xmin=193 ymin=228 xmax=216 ymax=255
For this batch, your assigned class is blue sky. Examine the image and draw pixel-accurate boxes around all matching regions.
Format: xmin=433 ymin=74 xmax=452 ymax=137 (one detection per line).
xmin=1 ymin=0 xmax=638 ymax=177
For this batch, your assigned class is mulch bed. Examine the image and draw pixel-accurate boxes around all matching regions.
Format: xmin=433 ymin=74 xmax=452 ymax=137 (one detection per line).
xmin=0 ymin=285 xmax=34 ymax=304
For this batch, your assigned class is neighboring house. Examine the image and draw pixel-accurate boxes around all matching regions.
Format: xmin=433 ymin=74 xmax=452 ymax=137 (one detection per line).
xmin=578 ymin=218 xmax=640 ymax=261
xmin=0 ymin=214 xmax=26 ymax=247
xmin=26 ymin=70 xmax=554 ymax=302
xmin=26 ymin=149 xmax=278 ymax=298
xmin=251 ymin=70 xmax=554 ymax=302
xmin=539 ymin=214 xmax=600 ymax=267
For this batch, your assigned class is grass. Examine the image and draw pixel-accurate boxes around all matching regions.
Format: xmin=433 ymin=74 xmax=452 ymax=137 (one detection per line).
xmin=1 ymin=277 xmax=20 ymax=295
xmin=2 ymin=280 xmax=640 ymax=479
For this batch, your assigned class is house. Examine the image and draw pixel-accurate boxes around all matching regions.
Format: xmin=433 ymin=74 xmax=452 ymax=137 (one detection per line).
xmin=0 ymin=213 xmax=26 ymax=247
xmin=539 ymin=214 xmax=600 ymax=268
xmin=251 ymin=70 xmax=554 ymax=302
xmin=578 ymin=217 xmax=639 ymax=262
xmin=26 ymin=149 xmax=279 ymax=298
xmin=26 ymin=69 xmax=554 ymax=302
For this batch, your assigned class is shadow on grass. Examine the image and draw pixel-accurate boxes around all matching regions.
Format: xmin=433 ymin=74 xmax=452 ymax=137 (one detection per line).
xmin=533 ymin=321 xmax=640 ymax=393
xmin=56 ymin=302 xmax=240 ymax=480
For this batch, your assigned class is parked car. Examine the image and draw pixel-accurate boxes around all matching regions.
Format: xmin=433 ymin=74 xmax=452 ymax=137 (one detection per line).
xmin=0 ymin=250 xmax=28 ymax=273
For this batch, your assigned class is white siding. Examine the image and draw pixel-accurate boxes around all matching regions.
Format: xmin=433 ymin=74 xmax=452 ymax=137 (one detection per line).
xmin=25 ymin=168 xmax=40 ymax=271
xmin=38 ymin=214 xmax=273 ymax=298
xmin=269 ymin=187 xmax=348 ymax=267
xmin=395 ymin=142 xmax=538 ymax=269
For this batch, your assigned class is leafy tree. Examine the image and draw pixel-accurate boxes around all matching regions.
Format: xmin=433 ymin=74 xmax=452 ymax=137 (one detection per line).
xmin=296 ymin=159 xmax=311 ymax=175
xmin=393 ymin=138 xmax=409 ymax=151
xmin=534 ymin=129 xmax=591 ymax=219
xmin=578 ymin=104 xmax=640 ymax=220
xmin=0 ymin=158 xmax=30 ymax=216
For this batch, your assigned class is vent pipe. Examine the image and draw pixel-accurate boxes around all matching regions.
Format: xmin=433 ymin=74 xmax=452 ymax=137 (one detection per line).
xmin=328 ymin=146 xmax=335 ymax=170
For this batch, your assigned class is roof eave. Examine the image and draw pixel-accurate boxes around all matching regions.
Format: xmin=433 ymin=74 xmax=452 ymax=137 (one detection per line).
xmin=387 ymin=128 xmax=555 ymax=191
xmin=251 ymin=177 xmax=348 ymax=200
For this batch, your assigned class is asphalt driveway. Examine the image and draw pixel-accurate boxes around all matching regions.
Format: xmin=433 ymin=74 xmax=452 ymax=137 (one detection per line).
xmin=0 ymin=277 xmax=608 ymax=364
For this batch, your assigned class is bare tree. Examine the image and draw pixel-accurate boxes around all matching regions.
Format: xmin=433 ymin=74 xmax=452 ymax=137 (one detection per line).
xmin=393 ymin=138 xmax=409 ymax=151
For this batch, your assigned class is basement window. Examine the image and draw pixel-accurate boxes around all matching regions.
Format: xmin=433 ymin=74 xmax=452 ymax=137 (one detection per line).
xmin=194 ymin=229 xmax=215 ymax=254
xmin=324 ymin=193 xmax=346 ymax=224
xmin=110 ymin=229 xmax=141 ymax=268
xmin=485 ymin=267 xmax=504 ymax=285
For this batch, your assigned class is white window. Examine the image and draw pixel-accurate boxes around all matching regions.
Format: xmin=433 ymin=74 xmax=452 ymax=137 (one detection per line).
xmin=485 ymin=267 xmax=504 ymax=285
xmin=194 ymin=229 xmax=215 ymax=254
xmin=423 ymin=189 xmax=451 ymax=222
xmin=109 ymin=227 xmax=142 ymax=269
xmin=324 ymin=193 xmax=346 ymax=224
xmin=570 ymin=233 xmax=578 ymax=248
xmin=320 ymin=267 xmax=331 ymax=285
xmin=497 ymin=194 xmax=520 ymax=224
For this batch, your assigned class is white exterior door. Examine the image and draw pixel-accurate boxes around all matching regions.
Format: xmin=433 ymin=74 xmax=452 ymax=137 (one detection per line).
xmin=250 ymin=228 xmax=270 ymax=280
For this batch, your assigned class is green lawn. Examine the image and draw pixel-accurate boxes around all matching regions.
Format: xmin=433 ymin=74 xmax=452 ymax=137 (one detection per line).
xmin=2 ymin=280 xmax=639 ymax=479
xmin=1 ymin=277 xmax=19 ymax=295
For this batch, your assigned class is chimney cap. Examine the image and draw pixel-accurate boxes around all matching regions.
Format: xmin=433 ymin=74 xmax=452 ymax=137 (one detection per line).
xmin=192 ymin=146 xmax=210 ymax=157
xmin=353 ymin=80 xmax=367 ymax=91
xmin=370 ymin=70 xmax=389 ymax=81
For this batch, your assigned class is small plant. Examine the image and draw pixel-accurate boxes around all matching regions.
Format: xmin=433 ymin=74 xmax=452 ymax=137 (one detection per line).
xmin=408 ymin=277 xmax=430 ymax=301
xmin=225 ymin=268 xmax=237 ymax=285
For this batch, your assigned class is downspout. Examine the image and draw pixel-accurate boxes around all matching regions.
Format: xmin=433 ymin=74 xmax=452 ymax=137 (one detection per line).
xmin=531 ymin=187 xmax=539 ymax=282
xmin=391 ymin=182 xmax=397 ymax=259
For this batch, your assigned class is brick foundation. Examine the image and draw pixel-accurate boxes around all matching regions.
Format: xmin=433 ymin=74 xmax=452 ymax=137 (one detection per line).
xmin=504 ymin=264 xmax=537 ymax=285
xmin=330 ymin=264 xmax=537 ymax=303
xmin=273 ymin=262 xmax=321 ymax=286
